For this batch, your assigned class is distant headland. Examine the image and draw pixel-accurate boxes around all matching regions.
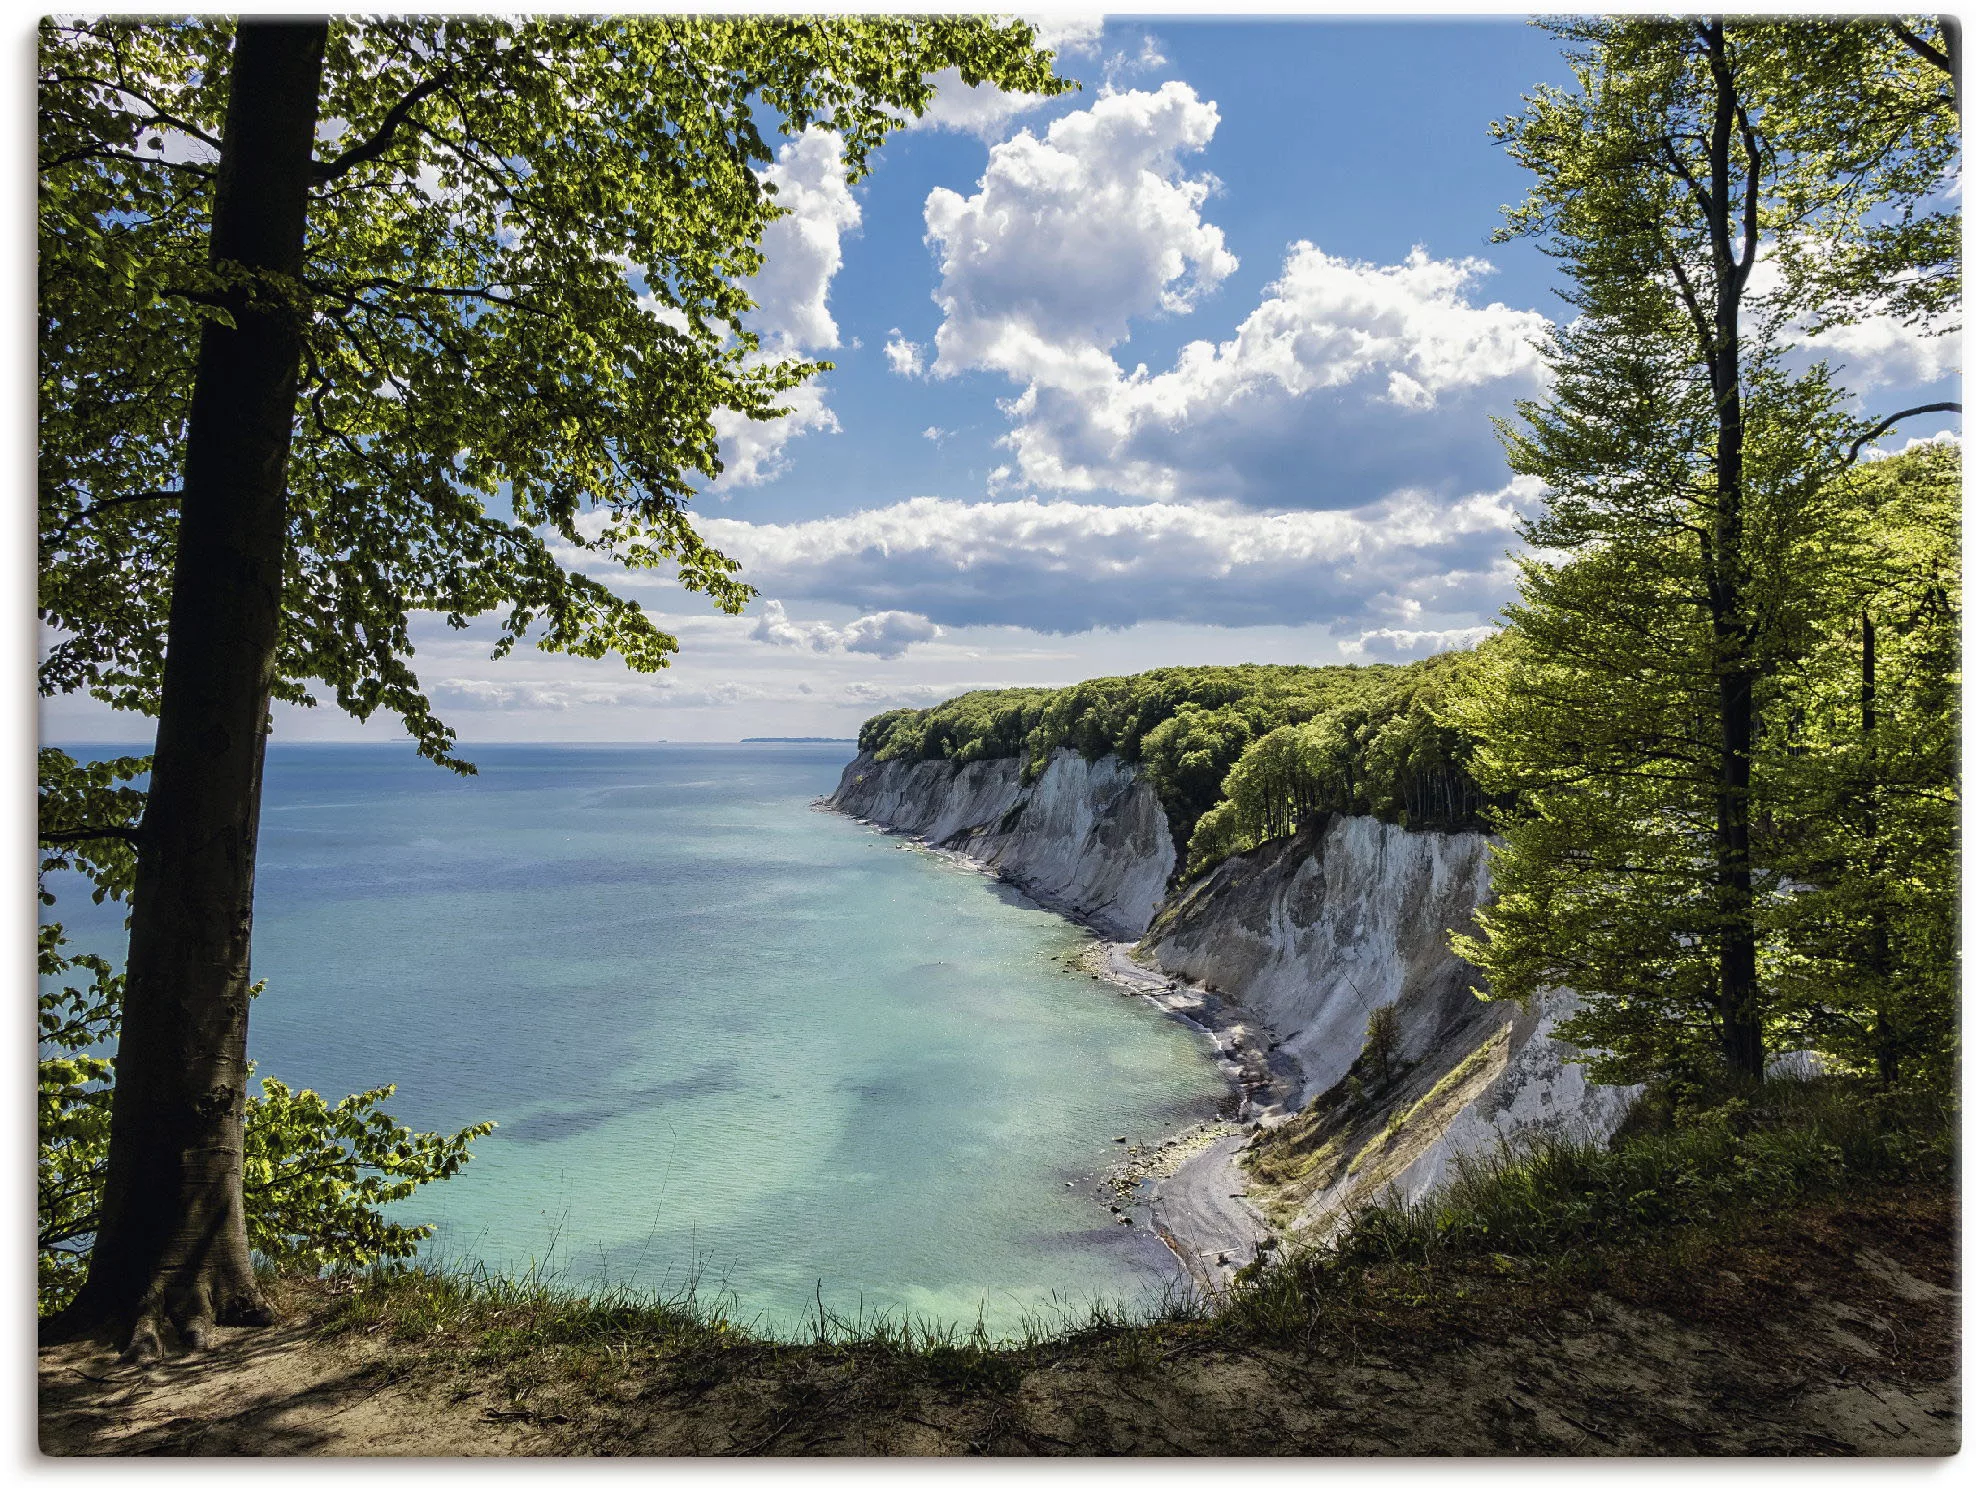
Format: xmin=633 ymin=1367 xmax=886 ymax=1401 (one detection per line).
xmin=740 ymin=736 xmax=855 ymax=743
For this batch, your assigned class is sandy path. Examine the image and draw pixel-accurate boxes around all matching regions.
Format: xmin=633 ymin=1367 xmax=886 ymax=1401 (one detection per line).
xmin=37 ymin=1320 xmax=548 ymax=1456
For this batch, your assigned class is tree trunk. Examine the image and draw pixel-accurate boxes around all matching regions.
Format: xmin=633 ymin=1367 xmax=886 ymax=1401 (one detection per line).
xmin=1702 ymin=19 xmax=1764 ymax=1082
xmin=47 ymin=19 xmax=327 ymax=1359
xmin=1861 ymin=607 xmax=1896 ymax=1085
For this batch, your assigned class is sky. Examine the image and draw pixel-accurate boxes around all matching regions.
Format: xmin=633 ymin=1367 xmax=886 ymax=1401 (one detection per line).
xmin=38 ymin=10 xmax=1962 ymax=748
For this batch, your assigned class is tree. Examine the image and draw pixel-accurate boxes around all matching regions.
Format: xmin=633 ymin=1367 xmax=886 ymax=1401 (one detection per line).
xmin=38 ymin=14 xmax=1069 ymax=1356
xmin=1760 ymin=442 xmax=1960 ymax=1091
xmin=1456 ymin=16 xmax=1958 ymax=1087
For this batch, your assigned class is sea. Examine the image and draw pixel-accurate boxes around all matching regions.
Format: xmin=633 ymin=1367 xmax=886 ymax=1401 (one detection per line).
xmin=40 ymin=742 xmax=1230 ymax=1337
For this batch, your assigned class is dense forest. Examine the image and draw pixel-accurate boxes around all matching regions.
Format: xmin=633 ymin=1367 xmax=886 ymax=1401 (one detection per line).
xmin=857 ymin=651 xmax=1490 ymax=866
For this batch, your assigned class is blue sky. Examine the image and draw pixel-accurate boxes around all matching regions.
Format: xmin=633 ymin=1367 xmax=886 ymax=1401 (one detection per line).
xmin=42 ymin=12 xmax=1961 ymax=747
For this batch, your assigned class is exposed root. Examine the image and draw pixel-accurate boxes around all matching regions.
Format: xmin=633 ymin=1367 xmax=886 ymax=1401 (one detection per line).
xmin=45 ymin=1275 xmax=281 ymax=1363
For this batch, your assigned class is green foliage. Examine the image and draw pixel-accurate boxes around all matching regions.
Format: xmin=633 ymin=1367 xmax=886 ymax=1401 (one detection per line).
xmin=37 ymin=921 xmax=494 ymax=1312
xmin=1759 ymin=443 xmax=1961 ymax=1091
xmin=855 ymin=659 xmax=1495 ymax=863
xmin=37 ymin=924 xmax=120 ymax=1309
xmin=1193 ymin=648 xmax=1491 ymax=870
xmin=35 ymin=747 xmax=146 ymax=904
xmin=39 ymin=15 xmax=1073 ymax=770
xmin=243 ymin=1080 xmax=493 ymax=1276
xmin=1362 ymin=1005 xmax=1401 ymax=1089
xmin=1326 ymin=1077 xmax=1952 ymax=1267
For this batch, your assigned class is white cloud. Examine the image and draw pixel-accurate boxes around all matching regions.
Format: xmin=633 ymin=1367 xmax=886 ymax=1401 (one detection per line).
xmin=1805 ymin=316 xmax=1960 ymax=391
xmin=997 ymin=242 xmax=1552 ymax=504
xmin=842 ymin=681 xmax=971 ymax=708
xmin=1339 ymin=625 xmax=1496 ymax=660
xmin=911 ymin=16 xmax=1106 ymax=140
xmin=711 ymin=382 xmax=839 ymax=490
xmin=1102 ymin=33 xmax=1168 ymax=88
xmin=428 ymin=676 xmax=771 ymax=712
xmin=751 ymin=128 xmax=859 ymax=351
xmin=1029 ymin=15 xmax=1106 ymax=57
xmin=918 ymin=84 xmax=1548 ymax=507
xmin=923 ymin=82 xmax=1238 ymax=382
xmin=711 ymin=128 xmax=859 ymax=490
xmin=1862 ymin=427 xmax=1961 ymax=461
xmin=750 ymin=599 xmax=944 ymax=660
xmin=922 ymin=425 xmax=949 ymax=443
xmin=697 ymin=481 xmax=1540 ymax=636
xmin=883 ymin=332 xmax=925 ymax=378
xmin=1746 ymin=248 xmax=1959 ymax=394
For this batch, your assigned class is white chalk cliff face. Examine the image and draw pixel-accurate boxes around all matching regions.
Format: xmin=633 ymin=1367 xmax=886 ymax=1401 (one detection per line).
xmin=1145 ymin=815 xmax=1496 ymax=1103
xmin=829 ymin=749 xmax=1175 ymax=940
xmin=828 ymin=748 xmax=1637 ymax=1233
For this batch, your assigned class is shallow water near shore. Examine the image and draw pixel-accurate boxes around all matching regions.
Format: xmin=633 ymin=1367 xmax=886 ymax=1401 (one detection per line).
xmin=46 ymin=742 xmax=1228 ymax=1337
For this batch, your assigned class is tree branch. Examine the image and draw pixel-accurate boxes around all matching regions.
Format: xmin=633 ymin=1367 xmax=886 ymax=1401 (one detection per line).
xmin=312 ymin=72 xmax=451 ymax=183
xmin=1843 ymin=402 xmax=1961 ymax=466
xmin=1891 ymin=20 xmax=1953 ymax=77
xmin=45 ymin=489 xmax=181 ymax=549
xmin=39 ymin=826 xmax=142 ymax=847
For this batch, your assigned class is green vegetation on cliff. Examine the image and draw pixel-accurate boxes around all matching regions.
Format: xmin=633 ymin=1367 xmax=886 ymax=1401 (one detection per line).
xmin=857 ymin=654 xmax=1490 ymax=865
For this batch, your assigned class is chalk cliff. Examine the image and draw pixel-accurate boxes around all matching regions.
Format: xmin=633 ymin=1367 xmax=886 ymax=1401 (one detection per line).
xmin=827 ymin=748 xmax=1636 ymax=1238
xmin=829 ymin=749 xmax=1174 ymax=941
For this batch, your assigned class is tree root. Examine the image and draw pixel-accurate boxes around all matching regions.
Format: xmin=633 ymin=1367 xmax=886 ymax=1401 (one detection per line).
xmin=42 ymin=1278 xmax=280 ymax=1362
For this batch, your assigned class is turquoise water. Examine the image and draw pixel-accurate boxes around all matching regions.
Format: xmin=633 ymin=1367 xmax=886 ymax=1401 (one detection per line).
xmin=45 ymin=743 xmax=1227 ymax=1336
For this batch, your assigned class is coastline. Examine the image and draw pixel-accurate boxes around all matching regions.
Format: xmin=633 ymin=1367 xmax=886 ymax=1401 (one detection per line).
xmin=819 ymin=795 xmax=1282 ymax=1293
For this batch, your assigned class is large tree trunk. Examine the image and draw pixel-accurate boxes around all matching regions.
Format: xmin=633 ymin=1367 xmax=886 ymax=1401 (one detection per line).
xmin=1702 ymin=18 xmax=1764 ymax=1082
xmin=47 ymin=19 xmax=327 ymax=1359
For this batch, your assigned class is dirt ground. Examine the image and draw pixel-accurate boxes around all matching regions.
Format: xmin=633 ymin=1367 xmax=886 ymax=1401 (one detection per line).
xmin=38 ymin=1193 xmax=1960 ymax=1457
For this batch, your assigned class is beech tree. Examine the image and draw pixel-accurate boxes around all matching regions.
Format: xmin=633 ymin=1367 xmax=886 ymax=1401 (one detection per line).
xmin=1454 ymin=15 xmax=1958 ymax=1087
xmin=1760 ymin=442 xmax=1960 ymax=1091
xmin=38 ymin=14 xmax=1068 ymax=1357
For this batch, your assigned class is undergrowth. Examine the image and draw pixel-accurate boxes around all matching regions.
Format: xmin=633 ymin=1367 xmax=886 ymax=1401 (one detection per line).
xmin=1217 ymin=1075 xmax=1954 ymax=1342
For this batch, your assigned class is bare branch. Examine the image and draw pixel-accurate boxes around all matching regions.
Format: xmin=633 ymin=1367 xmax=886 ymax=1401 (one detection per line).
xmin=312 ymin=72 xmax=451 ymax=183
xmin=1843 ymin=402 xmax=1961 ymax=466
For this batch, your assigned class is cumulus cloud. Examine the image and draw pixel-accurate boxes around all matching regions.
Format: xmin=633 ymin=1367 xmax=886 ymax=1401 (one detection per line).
xmin=1003 ymin=243 xmax=1552 ymax=503
xmin=1743 ymin=249 xmax=1960 ymax=395
xmin=711 ymin=382 xmax=838 ymax=489
xmin=1804 ymin=316 xmax=1960 ymax=391
xmin=751 ymin=129 xmax=859 ymax=350
xmin=918 ymin=85 xmax=1548 ymax=506
xmin=698 ymin=482 xmax=1540 ymax=636
xmin=924 ymin=81 xmax=1238 ymax=382
xmin=750 ymin=599 xmax=944 ymax=659
xmin=912 ymin=16 xmax=1106 ymax=139
xmin=711 ymin=128 xmax=859 ymax=489
xmin=883 ymin=331 xmax=925 ymax=377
